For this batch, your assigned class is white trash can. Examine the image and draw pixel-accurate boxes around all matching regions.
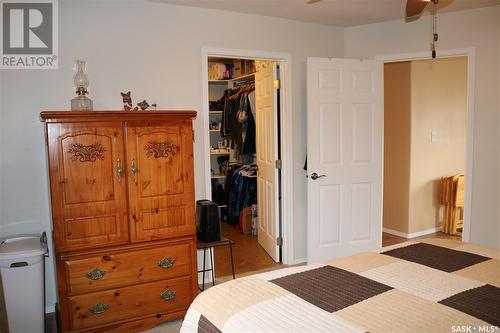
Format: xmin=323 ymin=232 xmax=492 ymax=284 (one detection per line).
xmin=0 ymin=233 xmax=48 ymax=333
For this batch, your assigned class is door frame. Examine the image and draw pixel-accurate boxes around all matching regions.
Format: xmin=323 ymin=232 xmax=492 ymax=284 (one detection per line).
xmin=376 ymin=47 xmax=475 ymax=242
xmin=201 ymin=47 xmax=294 ymax=264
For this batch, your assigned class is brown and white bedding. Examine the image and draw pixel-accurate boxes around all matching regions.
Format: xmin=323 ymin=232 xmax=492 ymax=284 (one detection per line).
xmin=180 ymin=238 xmax=500 ymax=333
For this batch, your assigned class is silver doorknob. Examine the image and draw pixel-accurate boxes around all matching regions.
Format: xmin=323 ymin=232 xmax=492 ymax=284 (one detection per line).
xmin=310 ymin=173 xmax=326 ymax=180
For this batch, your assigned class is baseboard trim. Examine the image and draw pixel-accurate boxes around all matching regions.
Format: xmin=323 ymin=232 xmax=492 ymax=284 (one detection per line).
xmin=293 ymin=257 xmax=307 ymax=265
xmin=383 ymin=227 xmax=441 ymax=239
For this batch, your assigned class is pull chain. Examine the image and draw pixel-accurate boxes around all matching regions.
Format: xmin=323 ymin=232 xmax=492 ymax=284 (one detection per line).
xmin=431 ymin=12 xmax=438 ymax=58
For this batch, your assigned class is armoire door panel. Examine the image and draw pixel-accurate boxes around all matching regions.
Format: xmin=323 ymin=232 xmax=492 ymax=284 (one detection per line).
xmin=47 ymin=122 xmax=129 ymax=251
xmin=60 ymin=134 xmax=115 ymax=204
xmin=139 ymin=130 xmax=184 ymax=197
xmin=126 ymin=120 xmax=195 ymax=242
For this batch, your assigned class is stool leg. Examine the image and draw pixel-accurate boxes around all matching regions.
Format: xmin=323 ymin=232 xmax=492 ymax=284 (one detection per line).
xmin=210 ymin=247 xmax=215 ymax=286
xmin=229 ymin=242 xmax=235 ymax=280
xmin=202 ymin=247 xmax=206 ymax=291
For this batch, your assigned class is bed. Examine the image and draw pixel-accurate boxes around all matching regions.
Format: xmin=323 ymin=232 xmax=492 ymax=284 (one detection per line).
xmin=180 ymin=238 xmax=499 ymax=333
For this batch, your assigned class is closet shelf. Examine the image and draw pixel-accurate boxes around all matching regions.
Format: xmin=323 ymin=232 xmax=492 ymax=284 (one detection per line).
xmin=209 ymin=130 xmax=221 ymax=133
xmin=217 ymin=205 xmax=227 ymax=208
xmin=209 ymin=111 xmax=223 ymax=114
xmin=211 ymin=174 xmax=225 ymax=179
xmin=208 ymin=72 xmax=255 ymax=84
xmin=229 ymin=72 xmax=255 ymax=82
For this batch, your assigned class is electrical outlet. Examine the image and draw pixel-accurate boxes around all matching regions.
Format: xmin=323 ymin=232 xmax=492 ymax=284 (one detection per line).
xmin=431 ymin=131 xmax=439 ymax=143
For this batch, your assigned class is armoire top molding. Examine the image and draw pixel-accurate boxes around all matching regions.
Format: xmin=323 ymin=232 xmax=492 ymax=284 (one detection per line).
xmin=40 ymin=110 xmax=197 ymax=123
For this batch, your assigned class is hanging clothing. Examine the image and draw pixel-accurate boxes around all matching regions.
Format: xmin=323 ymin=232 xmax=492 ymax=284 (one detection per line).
xmin=222 ymin=85 xmax=256 ymax=155
xmin=220 ymin=82 xmax=257 ymax=226
xmin=235 ymin=90 xmax=256 ymax=155
xmin=221 ymin=88 xmax=240 ymax=138
xmin=225 ymin=164 xmax=258 ymax=225
xmin=248 ymin=90 xmax=256 ymax=121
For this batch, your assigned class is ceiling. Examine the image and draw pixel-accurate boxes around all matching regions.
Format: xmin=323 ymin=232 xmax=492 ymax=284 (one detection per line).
xmin=153 ymin=0 xmax=500 ymax=27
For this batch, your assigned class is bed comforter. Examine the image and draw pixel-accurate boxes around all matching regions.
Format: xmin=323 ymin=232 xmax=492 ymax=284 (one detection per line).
xmin=181 ymin=238 xmax=499 ymax=333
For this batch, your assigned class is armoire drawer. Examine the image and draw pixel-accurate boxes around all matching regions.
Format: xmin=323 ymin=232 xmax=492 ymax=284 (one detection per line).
xmin=69 ymin=276 xmax=193 ymax=331
xmin=64 ymin=241 xmax=193 ymax=295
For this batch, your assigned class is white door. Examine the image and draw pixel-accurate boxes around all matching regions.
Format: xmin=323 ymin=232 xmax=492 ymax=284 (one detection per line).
xmin=255 ymin=60 xmax=280 ymax=262
xmin=307 ymin=57 xmax=383 ymax=263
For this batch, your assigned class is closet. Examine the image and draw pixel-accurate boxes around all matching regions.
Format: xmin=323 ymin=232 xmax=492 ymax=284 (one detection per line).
xmin=207 ymin=57 xmax=282 ymax=271
xmin=41 ymin=111 xmax=198 ymax=333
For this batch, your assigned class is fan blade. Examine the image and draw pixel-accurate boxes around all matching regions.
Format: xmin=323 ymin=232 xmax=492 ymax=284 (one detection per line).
xmin=406 ymin=0 xmax=429 ymax=18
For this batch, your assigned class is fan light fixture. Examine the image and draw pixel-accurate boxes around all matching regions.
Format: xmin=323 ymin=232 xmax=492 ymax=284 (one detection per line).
xmin=406 ymin=0 xmax=440 ymax=58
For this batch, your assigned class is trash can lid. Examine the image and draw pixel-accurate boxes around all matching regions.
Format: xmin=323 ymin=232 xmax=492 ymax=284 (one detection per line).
xmin=0 ymin=234 xmax=48 ymax=260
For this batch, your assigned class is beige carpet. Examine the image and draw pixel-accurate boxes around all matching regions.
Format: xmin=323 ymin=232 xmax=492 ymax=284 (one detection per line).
xmin=145 ymin=318 xmax=183 ymax=333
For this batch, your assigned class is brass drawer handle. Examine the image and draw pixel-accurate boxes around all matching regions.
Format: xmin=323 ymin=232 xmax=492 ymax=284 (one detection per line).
xmin=86 ymin=268 xmax=107 ymax=281
xmin=160 ymin=289 xmax=176 ymax=301
xmin=88 ymin=303 xmax=109 ymax=314
xmin=157 ymin=257 xmax=175 ymax=270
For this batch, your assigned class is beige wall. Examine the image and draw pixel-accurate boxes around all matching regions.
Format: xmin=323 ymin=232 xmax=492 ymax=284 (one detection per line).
xmin=345 ymin=6 xmax=500 ymax=248
xmin=383 ymin=58 xmax=467 ymax=235
xmin=408 ymin=57 xmax=467 ymax=233
xmin=0 ymin=1 xmax=343 ymax=309
xmin=497 ymin=5 xmax=500 ymax=248
xmin=383 ymin=62 xmax=412 ymax=233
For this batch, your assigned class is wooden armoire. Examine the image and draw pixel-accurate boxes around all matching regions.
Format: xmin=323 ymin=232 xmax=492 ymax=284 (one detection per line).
xmin=40 ymin=111 xmax=198 ymax=333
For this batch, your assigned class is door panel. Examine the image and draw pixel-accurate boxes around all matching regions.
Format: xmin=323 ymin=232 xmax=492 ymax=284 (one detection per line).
xmin=126 ymin=120 xmax=195 ymax=242
xmin=307 ymin=58 xmax=383 ymax=263
xmin=255 ymin=60 xmax=280 ymax=262
xmin=47 ymin=123 xmax=128 ymax=251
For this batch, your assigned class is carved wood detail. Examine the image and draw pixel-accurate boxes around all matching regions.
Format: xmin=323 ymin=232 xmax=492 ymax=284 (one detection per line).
xmin=68 ymin=143 xmax=106 ymax=162
xmin=144 ymin=141 xmax=179 ymax=159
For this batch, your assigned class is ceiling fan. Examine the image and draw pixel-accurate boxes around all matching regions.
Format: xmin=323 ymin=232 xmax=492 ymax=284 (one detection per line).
xmin=406 ymin=0 xmax=440 ymax=58
xmin=306 ymin=0 xmax=441 ymax=58
xmin=406 ymin=0 xmax=439 ymax=18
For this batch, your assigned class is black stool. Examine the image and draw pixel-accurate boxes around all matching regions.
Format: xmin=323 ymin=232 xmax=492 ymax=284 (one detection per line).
xmin=197 ymin=237 xmax=235 ymax=291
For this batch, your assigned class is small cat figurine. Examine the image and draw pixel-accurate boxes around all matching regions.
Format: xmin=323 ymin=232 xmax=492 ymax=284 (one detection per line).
xmin=137 ymin=100 xmax=157 ymax=111
xmin=137 ymin=99 xmax=149 ymax=110
xmin=121 ymin=91 xmax=138 ymax=111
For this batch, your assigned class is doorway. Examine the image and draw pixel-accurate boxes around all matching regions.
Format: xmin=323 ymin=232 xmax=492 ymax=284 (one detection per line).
xmin=201 ymin=48 xmax=294 ymax=278
xmin=381 ymin=53 xmax=472 ymax=242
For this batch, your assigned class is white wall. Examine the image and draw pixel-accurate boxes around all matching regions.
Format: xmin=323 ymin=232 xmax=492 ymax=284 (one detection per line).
xmin=345 ymin=6 xmax=500 ymax=248
xmin=0 ymin=1 xmax=343 ymax=309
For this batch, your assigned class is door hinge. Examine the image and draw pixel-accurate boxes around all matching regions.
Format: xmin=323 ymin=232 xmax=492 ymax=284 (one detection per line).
xmin=192 ymin=129 xmax=195 ymax=142
xmin=276 ymin=236 xmax=283 ymax=247
xmin=275 ymin=159 xmax=282 ymax=169
xmin=274 ymin=79 xmax=280 ymax=90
